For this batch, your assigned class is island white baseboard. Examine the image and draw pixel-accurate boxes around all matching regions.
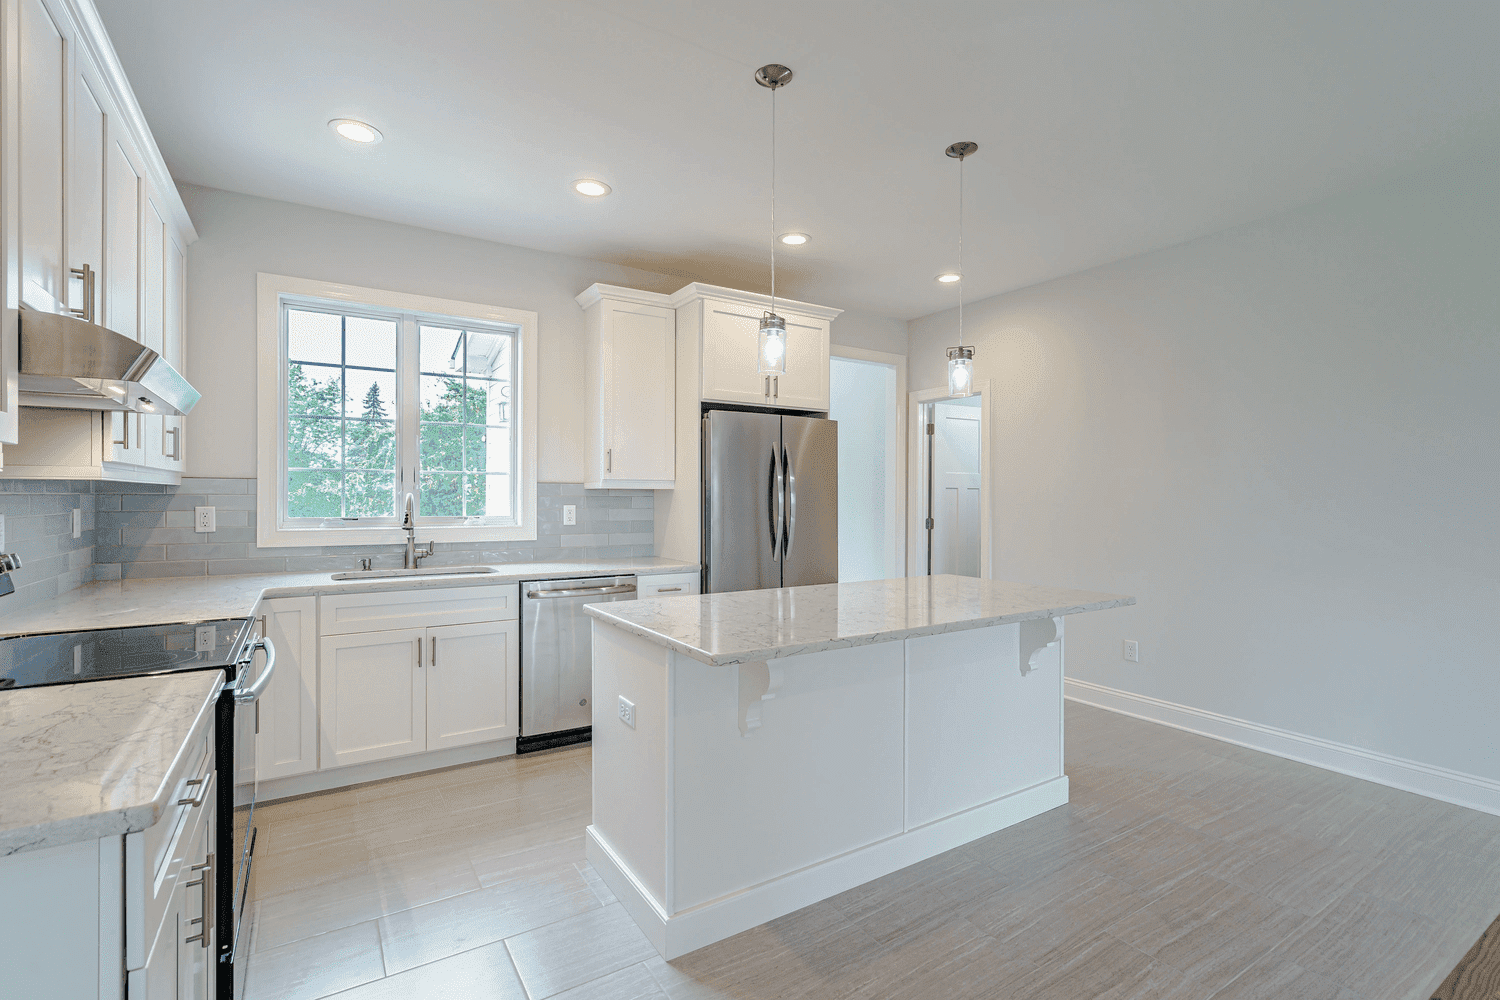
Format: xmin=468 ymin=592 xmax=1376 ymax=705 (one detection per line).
xmin=1065 ymin=678 xmax=1500 ymax=817
xmin=586 ymin=775 xmax=1069 ymax=960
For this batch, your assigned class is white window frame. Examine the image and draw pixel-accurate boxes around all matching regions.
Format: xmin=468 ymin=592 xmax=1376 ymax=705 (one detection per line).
xmin=256 ymin=273 xmax=538 ymax=547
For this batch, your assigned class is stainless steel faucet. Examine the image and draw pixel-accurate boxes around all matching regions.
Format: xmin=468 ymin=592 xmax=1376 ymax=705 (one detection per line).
xmin=402 ymin=492 xmax=433 ymax=569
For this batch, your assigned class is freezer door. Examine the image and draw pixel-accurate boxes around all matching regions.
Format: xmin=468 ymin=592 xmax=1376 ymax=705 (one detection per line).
xmin=704 ymin=410 xmax=783 ymax=594
xmin=780 ymin=415 xmax=839 ymax=587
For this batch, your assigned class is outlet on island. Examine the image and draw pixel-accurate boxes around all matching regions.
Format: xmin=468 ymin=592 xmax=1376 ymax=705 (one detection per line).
xmin=618 ymin=695 xmax=636 ymax=729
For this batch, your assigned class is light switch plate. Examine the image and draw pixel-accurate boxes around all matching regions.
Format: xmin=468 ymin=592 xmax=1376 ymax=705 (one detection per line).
xmin=563 ymin=505 xmax=577 ymax=526
xmin=0 ymin=514 xmax=5 ymax=547
xmin=195 ymin=506 xmax=216 ymax=533
xmin=72 ymin=508 xmax=82 ymax=539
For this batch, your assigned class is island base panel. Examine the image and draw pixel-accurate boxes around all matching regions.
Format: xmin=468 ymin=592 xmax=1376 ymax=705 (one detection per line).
xmin=587 ymin=775 xmax=1069 ymax=960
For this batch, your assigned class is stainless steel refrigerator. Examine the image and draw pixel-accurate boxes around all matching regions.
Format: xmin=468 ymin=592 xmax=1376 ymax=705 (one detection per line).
xmin=703 ymin=409 xmax=838 ymax=593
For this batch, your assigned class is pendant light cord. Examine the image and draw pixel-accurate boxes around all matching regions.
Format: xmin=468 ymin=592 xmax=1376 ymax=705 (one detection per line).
xmin=770 ymin=85 xmax=777 ymax=317
xmin=958 ymin=153 xmax=964 ymax=349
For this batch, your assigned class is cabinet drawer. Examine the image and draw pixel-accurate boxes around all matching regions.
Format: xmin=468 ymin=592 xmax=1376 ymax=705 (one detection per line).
xmin=638 ymin=572 xmax=700 ymax=597
xmin=126 ymin=731 xmax=213 ymax=971
xmin=321 ymin=584 xmax=518 ymax=635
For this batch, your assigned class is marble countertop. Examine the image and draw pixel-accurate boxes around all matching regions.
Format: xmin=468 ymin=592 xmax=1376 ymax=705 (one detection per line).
xmin=585 ymin=575 xmax=1135 ymax=665
xmin=0 ymin=671 xmax=223 ymax=856
xmin=0 ymin=558 xmax=699 ymax=637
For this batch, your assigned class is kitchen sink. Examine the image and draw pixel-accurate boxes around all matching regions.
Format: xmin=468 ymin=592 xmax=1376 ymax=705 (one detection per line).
xmin=329 ymin=565 xmax=500 ymax=581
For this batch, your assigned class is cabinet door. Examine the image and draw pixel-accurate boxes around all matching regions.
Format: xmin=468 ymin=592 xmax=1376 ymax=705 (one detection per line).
xmin=159 ymin=235 xmax=186 ymax=471
xmin=129 ymin=873 xmax=183 ymax=1000
xmin=141 ymin=193 xmax=170 ymax=468
xmin=319 ymin=628 xmax=426 ymax=768
xmin=426 ymin=620 xmax=519 ymax=750
xmin=256 ymin=597 xmax=319 ymax=780
xmin=18 ymin=0 xmax=67 ymax=312
xmin=600 ymin=301 xmax=674 ymax=484
xmin=775 ymin=313 xmax=832 ymax=411
xmin=105 ymin=121 xmax=146 ymax=464
xmin=178 ymin=804 xmax=213 ymax=1000
xmin=68 ymin=62 xmax=108 ymax=323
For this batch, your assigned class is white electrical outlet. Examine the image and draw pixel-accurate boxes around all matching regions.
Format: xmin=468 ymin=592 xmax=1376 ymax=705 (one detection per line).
xmin=563 ymin=505 xmax=577 ymax=526
xmin=72 ymin=508 xmax=82 ymax=539
xmin=1123 ymin=640 xmax=1140 ymax=663
xmin=0 ymin=514 xmax=6 ymax=547
xmin=195 ymin=626 xmax=217 ymax=652
xmin=617 ymin=695 xmax=636 ymax=729
xmin=195 ymin=506 xmax=216 ymax=533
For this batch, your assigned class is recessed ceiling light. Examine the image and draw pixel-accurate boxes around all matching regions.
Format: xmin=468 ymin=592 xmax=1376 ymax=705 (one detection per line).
xmin=936 ymin=272 xmax=961 ymax=283
xmin=574 ymin=179 xmax=611 ymax=197
xmin=778 ymin=232 xmax=809 ymax=246
xmin=329 ymin=119 xmax=382 ymax=144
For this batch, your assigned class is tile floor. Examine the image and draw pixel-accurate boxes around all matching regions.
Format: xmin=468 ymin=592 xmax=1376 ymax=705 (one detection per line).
xmin=242 ymin=703 xmax=1500 ymax=1000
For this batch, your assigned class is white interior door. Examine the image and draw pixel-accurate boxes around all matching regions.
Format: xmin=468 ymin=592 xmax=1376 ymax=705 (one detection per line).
xmin=319 ymin=628 xmax=426 ymax=768
xmin=426 ymin=620 xmax=519 ymax=750
xmin=930 ymin=401 xmax=981 ymax=577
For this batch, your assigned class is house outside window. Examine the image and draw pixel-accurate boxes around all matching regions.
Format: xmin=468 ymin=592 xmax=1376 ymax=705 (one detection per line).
xmin=256 ymin=274 xmax=537 ymax=547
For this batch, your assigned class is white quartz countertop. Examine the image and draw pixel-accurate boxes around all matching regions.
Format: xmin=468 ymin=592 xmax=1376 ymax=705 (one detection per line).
xmin=585 ymin=575 xmax=1136 ymax=665
xmin=0 ymin=671 xmax=222 ymax=856
xmin=0 ymin=558 xmax=698 ymax=637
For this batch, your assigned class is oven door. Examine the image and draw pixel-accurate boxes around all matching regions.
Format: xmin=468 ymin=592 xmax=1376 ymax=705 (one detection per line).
xmin=228 ymin=624 xmax=276 ymax=997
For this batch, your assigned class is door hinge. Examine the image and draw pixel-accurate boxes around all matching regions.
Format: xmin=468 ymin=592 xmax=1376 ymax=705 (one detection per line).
xmin=926 ymin=423 xmax=935 ymax=435
xmin=925 ymin=517 xmax=935 ymax=530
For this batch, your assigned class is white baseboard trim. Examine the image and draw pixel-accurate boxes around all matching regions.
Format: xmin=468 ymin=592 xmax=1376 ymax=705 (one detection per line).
xmin=1065 ymin=677 xmax=1500 ymax=817
xmin=587 ymin=776 xmax=1069 ymax=960
xmin=247 ymin=738 xmax=517 ymax=805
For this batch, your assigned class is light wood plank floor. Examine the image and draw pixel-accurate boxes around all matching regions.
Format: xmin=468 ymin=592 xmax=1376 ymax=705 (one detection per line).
xmin=242 ymin=703 xmax=1500 ymax=1000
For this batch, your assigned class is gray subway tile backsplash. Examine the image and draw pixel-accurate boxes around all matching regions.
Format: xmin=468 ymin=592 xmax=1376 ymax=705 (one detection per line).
xmin=0 ymin=478 xmax=656 ymax=603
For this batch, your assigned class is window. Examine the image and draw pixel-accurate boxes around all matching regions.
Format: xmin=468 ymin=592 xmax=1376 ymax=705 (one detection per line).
xmin=257 ymin=274 xmax=537 ymax=547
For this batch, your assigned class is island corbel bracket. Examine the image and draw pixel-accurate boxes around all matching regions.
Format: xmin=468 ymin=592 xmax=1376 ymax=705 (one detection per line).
xmin=1019 ymin=617 xmax=1063 ymax=676
xmin=737 ymin=660 xmax=784 ymax=737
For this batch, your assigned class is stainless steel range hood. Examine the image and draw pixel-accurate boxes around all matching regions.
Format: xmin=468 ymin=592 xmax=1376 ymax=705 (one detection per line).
xmin=19 ymin=309 xmax=200 ymax=416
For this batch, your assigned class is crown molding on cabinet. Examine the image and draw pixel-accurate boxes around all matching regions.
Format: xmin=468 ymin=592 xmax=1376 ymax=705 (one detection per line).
xmin=666 ymin=282 xmax=844 ymax=321
xmin=65 ymin=0 xmax=197 ymax=244
xmin=574 ymin=283 xmax=675 ymax=310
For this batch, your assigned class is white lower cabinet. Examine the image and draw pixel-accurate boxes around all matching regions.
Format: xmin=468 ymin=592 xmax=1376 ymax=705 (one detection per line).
xmin=318 ymin=618 xmax=520 ymax=769
xmin=426 ymin=620 xmax=520 ymax=750
xmin=319 ymin=627 xmax=428 ymax=768
xmin=256 ymin=598 xmax=319 ymax=780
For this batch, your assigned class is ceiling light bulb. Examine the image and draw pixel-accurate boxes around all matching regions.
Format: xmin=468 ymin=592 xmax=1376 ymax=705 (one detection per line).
xmin=574 ymin=179 xmax=611 ymax=197
xmin=779 ymin=232 xmax=809 ymax=246
xmin=330 ymin=119 xmax=382 ymax=144
xmin=937 ymin=272 xmax=961 ymax=283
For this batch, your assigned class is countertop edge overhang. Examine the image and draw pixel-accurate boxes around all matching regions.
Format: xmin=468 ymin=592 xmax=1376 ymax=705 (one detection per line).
xmin=0 ymin=672 xmax=223 ymax=856
xmin=0 ymin=558 xmax=700 ymax=638
xmin=584 ymin=577 xmax=1137 ymax=666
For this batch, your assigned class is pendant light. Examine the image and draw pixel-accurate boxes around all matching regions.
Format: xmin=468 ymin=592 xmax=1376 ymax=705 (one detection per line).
xmin=945 ymin=141 xmax=977 ymax=397
xmin=755 ymin=64 xmax=793 ymax=375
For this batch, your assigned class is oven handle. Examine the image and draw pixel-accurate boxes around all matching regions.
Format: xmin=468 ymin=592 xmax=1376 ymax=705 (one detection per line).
xmin=233 ymin=637 xmax=277 ymax=704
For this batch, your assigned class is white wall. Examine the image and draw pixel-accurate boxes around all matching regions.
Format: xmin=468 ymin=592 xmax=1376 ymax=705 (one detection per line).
xmin=832 ymin=309 xmax=909 ymax=356
xmin=908 ymin=155 xmax=1500 ymax=784
xmin=178 ymin=184 xmax=685 ymax=481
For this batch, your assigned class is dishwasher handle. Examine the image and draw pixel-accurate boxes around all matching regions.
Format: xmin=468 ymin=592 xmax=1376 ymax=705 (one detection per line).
xmin=525 ymin=583 xmax=636 ymax=600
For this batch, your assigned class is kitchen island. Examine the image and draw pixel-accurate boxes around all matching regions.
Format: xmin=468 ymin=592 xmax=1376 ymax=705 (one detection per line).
xmin=583 ymin=574 xmax=1135 ymax=959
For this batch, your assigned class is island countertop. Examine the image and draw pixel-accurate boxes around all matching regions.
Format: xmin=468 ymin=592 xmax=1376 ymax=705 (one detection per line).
xmin=0 ymin=671 xmax=223 ymax=856
xmin=584 ymin=574 xmax=1135 ymax=666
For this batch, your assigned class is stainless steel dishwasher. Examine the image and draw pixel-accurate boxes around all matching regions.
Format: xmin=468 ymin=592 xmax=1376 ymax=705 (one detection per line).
xmin=518 ymin=575 xmax=636 ymax=753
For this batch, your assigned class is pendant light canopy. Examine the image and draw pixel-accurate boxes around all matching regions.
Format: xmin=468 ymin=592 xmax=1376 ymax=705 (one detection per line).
xmin=945 ymin=141 xmax=977 ymax=398
xmin=756 ymin=64 xmax=793 ymax=376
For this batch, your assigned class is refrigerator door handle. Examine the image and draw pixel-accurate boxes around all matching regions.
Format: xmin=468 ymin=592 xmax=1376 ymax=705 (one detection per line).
xmin=769 ymin=444 xmax=785 ymax=560
xmin=783 ymin=444 xmax=795 ymax=561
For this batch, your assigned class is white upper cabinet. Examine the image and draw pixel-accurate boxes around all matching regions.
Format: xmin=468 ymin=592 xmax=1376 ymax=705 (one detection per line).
xmin=671 ymin=283 xmax=841 ymax=412
xmin=2 ymin=0 xmax=198 ymax=471
xmin=576 ymin=284 xmax=676 ymax=489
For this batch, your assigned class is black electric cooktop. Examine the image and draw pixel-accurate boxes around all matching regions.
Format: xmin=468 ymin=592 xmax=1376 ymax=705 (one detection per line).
xmin=0 ymin=618 xmax=254 ymax=690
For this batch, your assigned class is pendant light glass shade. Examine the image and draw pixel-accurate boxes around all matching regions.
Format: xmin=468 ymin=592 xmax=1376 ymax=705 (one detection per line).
xmin=758 ymin=312 xmax=788 ymax=375
xmin=947 ymin=346 xmax=974 ymax=397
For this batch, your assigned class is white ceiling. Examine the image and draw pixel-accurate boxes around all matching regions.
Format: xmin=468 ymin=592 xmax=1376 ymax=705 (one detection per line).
xmin=95 ymin=0 xmax=1500 ymax=320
